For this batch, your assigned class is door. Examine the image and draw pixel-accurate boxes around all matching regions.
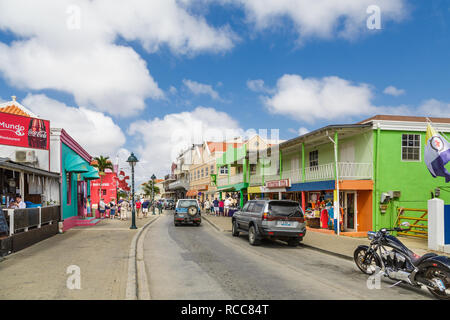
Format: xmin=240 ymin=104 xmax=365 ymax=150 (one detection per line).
xmin=344 ymin=192 xmax=357 ymax=232
xmin=77 ymin=181 xmax=85 ymax=217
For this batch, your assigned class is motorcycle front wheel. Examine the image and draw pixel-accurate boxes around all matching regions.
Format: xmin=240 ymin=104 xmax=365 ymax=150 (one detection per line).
xmin=354 ymin=247 xmax=382 ymax=275
xmin=425 ymin=267 xmax=450 ymax=300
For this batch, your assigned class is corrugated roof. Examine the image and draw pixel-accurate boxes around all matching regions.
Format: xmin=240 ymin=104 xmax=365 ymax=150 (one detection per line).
xmin=359 ymin=115 xmax=450 ymax=124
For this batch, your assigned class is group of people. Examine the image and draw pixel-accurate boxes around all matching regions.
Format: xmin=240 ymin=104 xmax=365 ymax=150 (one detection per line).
xmin=89 ymin=197 xmax=163 ymax=220
xmin=202 ymin=197 xmax=238 ymax=217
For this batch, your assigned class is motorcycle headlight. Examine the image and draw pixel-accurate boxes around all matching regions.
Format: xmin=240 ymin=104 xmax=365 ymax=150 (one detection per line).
xmin=367 ymin=231 xmax=376 ymax=240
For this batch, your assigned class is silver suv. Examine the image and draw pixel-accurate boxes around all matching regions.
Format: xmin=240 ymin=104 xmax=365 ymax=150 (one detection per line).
xmin=232 ymin=200 xmax=306 ymax=246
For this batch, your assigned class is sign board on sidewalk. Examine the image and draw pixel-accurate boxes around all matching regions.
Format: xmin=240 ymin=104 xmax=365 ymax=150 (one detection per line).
xmin=0 ymin=112 xmax=50 ymax=150
xmin=0 ymin=210 xmax=9 ymax=235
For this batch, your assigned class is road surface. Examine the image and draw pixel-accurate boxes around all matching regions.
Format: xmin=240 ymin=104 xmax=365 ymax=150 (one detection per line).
xmin=143 ymin=213 xmax=432 ymax=300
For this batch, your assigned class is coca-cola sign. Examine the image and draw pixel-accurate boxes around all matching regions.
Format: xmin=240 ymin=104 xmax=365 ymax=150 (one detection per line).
xmin=0 ymin=112 xmax=50 ymax=150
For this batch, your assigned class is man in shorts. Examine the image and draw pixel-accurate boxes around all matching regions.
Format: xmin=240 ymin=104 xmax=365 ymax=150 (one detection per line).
xmin=213 ymin=198 xmax=219 ymax=216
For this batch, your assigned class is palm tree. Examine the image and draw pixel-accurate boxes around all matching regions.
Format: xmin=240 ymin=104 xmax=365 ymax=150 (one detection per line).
xmin=92 ymin=155 xmax=114 ymax=204
xmin=142 ymin=181 xmax=160 ymax=197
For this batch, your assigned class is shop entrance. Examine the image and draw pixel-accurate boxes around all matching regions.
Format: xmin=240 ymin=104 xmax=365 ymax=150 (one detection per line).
xmin=344 ymin=191 xmax=357 ymax=232
xmin=77 ymin=181 xmax=86 ymax=218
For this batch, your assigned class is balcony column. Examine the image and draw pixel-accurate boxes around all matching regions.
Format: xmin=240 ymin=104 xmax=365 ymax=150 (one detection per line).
xmin=301 ymin=143 xmax=305 ymax=183
xmin=279 ymin=149 xmax=283 ymax=180
xmin=243 ymin=157 xmax=247 ymax=184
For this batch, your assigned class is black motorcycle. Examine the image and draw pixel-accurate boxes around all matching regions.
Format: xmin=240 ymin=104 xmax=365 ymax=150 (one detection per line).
xmin=354 ymin=222 xmax=450 ymax=300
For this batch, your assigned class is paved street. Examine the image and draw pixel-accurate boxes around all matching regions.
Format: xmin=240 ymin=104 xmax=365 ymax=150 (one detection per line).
xmin=143 ymin=213 xmax=432 ymax=300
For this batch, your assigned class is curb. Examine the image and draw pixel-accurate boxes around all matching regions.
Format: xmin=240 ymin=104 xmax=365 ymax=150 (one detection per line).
xmin=125 ymin=216 xmax=160 ymax=300
xmin=202 ymin=215 xmax=232 ymax=233
xmin=301 ymin=243 xmax=353 ymax=261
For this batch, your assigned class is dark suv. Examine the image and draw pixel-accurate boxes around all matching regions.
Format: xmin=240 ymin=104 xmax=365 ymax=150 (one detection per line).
xmin=232 ymin=200 xmax=306 ymax=246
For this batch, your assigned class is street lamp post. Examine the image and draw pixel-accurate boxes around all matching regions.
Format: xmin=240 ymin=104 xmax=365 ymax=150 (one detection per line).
xmin=151 ymin=174 xmax=156 ymax=215
xmin=127 ymin=153 xmax=139 ymax=230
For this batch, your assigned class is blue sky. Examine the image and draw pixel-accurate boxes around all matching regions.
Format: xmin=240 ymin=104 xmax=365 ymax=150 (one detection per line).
xmin=0 ymin=0 xmax=449 ymax=179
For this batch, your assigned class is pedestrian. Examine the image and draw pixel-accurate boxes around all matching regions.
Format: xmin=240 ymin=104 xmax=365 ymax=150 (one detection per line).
xmin=109 ymin=198 xmax=117 ymax=219
xmin=224 ymin=197 xmax=231 ymax=217
xmin=99 ymin=199 xmax=106 ymax=218
xmin=136 ymin=200 xmax=142 ymax=219
xmin=213 ymin=198 xmax=219 ymax=216
xmin=219 ymin=199 xmax=224 ymax=216
xmin=157 ymin=201 xmax=163 ymax=215
xmin=142 ymin=199 xmax=150 ymax=217
xmin=204 ymin=199 xmax=210 ymax=214
xmin=86 ymin=196 xmax=92 ymax=217
xmin=120 ymin=199 xmax=129 ymax=220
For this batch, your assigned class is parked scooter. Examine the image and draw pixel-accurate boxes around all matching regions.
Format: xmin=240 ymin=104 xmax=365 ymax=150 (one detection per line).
xmin=354 ymin=222 xmax=450 ymax=300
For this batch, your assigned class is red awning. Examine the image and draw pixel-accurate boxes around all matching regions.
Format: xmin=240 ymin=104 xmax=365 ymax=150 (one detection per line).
xmin=186 ymin=190 xmax=198 ymax=197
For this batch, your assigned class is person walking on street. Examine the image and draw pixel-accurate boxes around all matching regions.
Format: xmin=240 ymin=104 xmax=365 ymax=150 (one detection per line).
xmin=142 ymin=199 xmax=150 ymax=217
xmin=99 ymin=199 xmax=106 ymax=218
xmin=136 ymin=200 xmax=142 ymax=219
xmin=157 ymin=201 xmax=163 ymax=215
xmin=224 ymin=197 xmax=231 ymax=217
xmin=219 ymin=199 xmax=224 ymax=216
xmin=120 ymin=199 xmax=129 ymax=220
xmin=204 ymin=199 xmax=210 ymax=214
xmin=109 ymin=199 xmax=117 ymax=219
xmin=213 ymin=198 xmax=219 ymax=216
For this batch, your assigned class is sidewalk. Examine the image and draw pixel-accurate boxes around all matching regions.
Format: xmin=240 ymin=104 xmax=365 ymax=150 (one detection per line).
xmin=203 ymin=215 xmax=449 ymax=259
xmin=0 ymin=214 xmax=158 ymax=300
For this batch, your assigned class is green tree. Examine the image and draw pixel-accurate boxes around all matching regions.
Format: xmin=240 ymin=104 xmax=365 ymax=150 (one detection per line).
xmin=142 ymin=180 xmax=160 ymax=197
xmin=92 ymin=155 xmax=114 ymax=203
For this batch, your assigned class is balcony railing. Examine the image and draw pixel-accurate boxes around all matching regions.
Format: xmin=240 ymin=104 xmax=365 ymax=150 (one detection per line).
xmin=217 ymin=173 xmax=244 ymax=187
xmin=338 ymin=162 xmax=373 ymax=180
xmin=249 ymin=174 xmax=262 ymax=186
xmin=164 ymin=174 xmax=176 ymax=181
xmin=304 ymin=163 xmax=335 ymax=181
xmin=168 ymin=178 xmax=190 ymax=190
xmin=281 ymin=169 xmax=302 ymax=184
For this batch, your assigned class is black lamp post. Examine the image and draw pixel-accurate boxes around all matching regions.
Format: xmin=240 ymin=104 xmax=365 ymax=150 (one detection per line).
xmin=127 ymin=153 xmax=139 ymax=229
xmin=151 ymin=174 xmax=156 ymax=215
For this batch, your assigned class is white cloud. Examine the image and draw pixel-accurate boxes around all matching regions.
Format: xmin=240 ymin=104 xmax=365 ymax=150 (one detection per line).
xmin=22 ymin=94 xmax=126 ymax=156
xmin=226 ymin=0 xmax=406 ymax=40
xmin=183 ymin=79 xmax=221 ymax=100
xmin=247 ymin=79 xmax=274 ymax=94
xmin=417 ymin=99 xmax=450 ymax=118
xmin=298 ymin=127 xmax=310 ymax=135
xmin=264 ymin=74 xmax=376 ymax=122
xmin=0 ymin=0 xmax=237 ymax=116
xmin=128 ymin=106 xmax=243 ymax=180
xmin=384 ymin=86 xmax=405 ymax=96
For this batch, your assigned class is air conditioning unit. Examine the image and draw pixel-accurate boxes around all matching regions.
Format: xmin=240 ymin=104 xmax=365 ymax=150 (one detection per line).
xmin=15 ymin=150 xmax=37 ymax=163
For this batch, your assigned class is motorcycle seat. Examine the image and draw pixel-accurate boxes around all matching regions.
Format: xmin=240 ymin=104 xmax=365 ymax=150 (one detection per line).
xmin=411 ymin=252 xmax=438 ymax=267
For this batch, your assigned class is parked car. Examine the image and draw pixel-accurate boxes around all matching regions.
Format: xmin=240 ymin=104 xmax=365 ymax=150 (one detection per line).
xmin=232 ymin=200 xmax=306 ymax=246
xmin=174 ymin=199 xmax=202 ymax=226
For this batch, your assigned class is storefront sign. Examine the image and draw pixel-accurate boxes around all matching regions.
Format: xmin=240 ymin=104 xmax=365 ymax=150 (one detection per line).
xmin=265 ymin=179 xmax=291 ymax=189
xmin=0 ymin=112 xmax=50 ymax=150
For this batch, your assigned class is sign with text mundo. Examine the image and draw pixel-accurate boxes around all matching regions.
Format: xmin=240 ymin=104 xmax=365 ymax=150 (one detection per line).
xmin=265 ymin=179 xmax=291 ymax=189
xmin=0 ymin=112 xmax=50 ymax=150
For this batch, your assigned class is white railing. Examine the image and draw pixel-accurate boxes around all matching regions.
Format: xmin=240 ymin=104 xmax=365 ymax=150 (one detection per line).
xmin=304 ymin=163 xmax=335 ymax=181
xmin=264 ymin=173 xmax=280 ymax=183
xmin=217 ymin=173 xmax=245 ymax=186
xmin=338 ymin=162 xmax=373 ymax=180
xmin=249 ymin=174 xmax=263 ymax=186
xmin=282 ymin=169 xmax=302 ymax=184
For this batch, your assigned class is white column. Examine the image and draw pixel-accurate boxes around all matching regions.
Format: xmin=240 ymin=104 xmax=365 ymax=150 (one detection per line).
xmin=428 ymin=198 xmax=444 ymax=251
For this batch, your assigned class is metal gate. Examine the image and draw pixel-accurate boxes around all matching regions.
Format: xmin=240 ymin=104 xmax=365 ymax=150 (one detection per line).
xmin=395 ymin=208 xmax=428 ymax=239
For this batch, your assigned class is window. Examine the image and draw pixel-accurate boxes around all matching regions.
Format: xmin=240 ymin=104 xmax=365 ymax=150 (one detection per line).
xmin=242 ymin=202 xmax=250 ymax=212
xmin=220 ymin=166 xmax=228 ymax=174
xmin=211 ymin=165 xmax=214 ymax=174
xmin=102 ymin=189 xmax=107 ymax=196
xmin=66 ymin=172 xmax=71 ymax=205
xmin=250 ymin=164 xmax=257 ymax=174
xmin=251 ymin=201 xmax=265 ymax=213
xmin=402 ymin=134 xmax=421 ymax=161
xmin=205 ymin=166 xmax=209 ymax=176
xmin=201 ymin=168 xmax=204 ymax=178
xmin=309 ymin=150 xmax=319 ymax=169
